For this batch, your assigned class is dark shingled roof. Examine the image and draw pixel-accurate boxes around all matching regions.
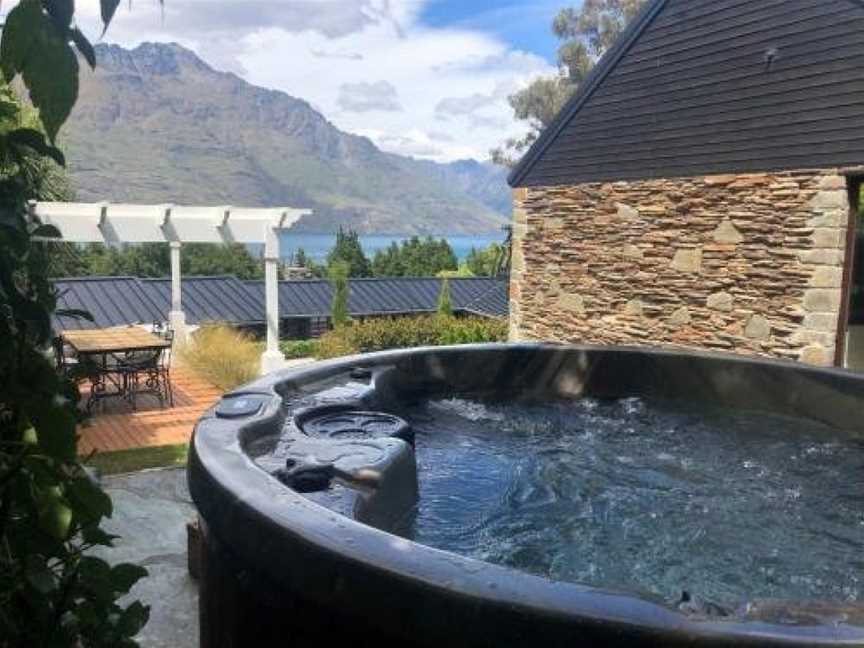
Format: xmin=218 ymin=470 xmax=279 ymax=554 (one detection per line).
xmin=51 ymin=276 xmax=508 ymax=331
xmin=53 ymin=277 xmax=164 ymax=330
xmin=140 ymin=276 xmax=265 ymax=325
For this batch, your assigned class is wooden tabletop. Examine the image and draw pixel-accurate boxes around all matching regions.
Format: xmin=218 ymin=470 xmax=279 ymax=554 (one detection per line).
xmin=62 ymin=327 xmax=171 ymax=354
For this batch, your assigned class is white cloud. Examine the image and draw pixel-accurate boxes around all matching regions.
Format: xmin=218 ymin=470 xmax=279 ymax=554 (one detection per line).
xmin=66 ymin=0 xmax=555 ymax=162
xmin=338 ymin=80 xmax=402 ymax=113
xmin=435 ymin=93 xmax=495 ymax=117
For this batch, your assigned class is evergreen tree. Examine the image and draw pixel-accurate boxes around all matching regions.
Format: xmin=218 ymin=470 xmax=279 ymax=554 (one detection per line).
xmin=327 ymin=227 xmax=371 ymax=277
xmin=183 ymin=243 xmax=263 ymax=279
xmin=294 ymin=247 xmax=310 ymax=268
xmin=465 ymin=242 xmax=506 ymax=277
xmin=437 ymin=278 xmax=453 ymax=317
xmin=47 ymin=241 xmax=265 ymax=279
xmin=371 ymin=237 xmax=458 ymax=277
xmin=329 ymin=260 xmax=350 ymax=328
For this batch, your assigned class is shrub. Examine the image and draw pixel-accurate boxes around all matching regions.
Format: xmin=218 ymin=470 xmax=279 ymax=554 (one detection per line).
xmin=436 ymin=278 xmax=453 ymax=317
xmin=179 ymin=325 xmax=261 ymax=390
xmin=315 ymin=315 xmax=507 ymax=359
xmin=316 ymin=331 xmax=361 ymax=360
xmin=280 ymin=339 xmax=319 ymax=359
xmin=329 ymin=261 xmax=350 ymax=328
xmin=436 ymin=316 xmax=509 ymax=345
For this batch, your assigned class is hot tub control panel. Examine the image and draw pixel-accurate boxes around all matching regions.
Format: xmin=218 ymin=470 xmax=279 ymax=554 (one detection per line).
xmin=215 ymin=393 xmax=272 ymax=419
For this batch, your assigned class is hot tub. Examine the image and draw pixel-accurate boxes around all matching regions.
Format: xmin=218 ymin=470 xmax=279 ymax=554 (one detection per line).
xmin=189 ymin=344 xmax=864 ymax=647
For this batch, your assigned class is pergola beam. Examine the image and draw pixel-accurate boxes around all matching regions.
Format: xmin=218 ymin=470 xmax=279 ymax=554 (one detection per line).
xmin=31 ymin=201 xmax=311 ymax=375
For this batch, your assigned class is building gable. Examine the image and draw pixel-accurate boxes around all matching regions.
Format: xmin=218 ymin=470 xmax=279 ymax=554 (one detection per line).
xmin=510 ymin=0 xmax=864 ymax=187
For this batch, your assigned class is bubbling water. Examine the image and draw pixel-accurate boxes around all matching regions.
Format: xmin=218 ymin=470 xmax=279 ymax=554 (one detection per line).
xmin=390 ymin=397 xmax=864 ymax=610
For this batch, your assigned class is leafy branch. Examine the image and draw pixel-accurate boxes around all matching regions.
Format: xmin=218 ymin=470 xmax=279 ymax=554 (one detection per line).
xmin=0 ymin=2 xmax=153 ymax=646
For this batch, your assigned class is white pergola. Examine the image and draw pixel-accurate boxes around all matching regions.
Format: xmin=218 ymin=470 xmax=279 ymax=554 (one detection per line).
xmin=31 ymin=201 xmax=311 ymax=374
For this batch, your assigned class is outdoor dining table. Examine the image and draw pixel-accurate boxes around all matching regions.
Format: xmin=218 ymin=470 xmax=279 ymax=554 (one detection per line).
xmin=61 ymin=326 xmax=172 ymax=413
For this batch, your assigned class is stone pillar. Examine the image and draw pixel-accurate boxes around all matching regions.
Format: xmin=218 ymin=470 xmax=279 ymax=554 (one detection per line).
xmin=168 ymin=241 xmax=188 ymax=340
xmin=795 ymin=175 xmax=849 ymax=367
xmin=509 ymin=188 xmax=528 ymax=341
xmin=260 ymin=226 xmax=286 ymax=374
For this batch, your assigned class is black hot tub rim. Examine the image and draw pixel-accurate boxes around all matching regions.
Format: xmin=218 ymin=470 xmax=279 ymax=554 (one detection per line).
xmin=189 ymin=343 xmax=864 ymax=647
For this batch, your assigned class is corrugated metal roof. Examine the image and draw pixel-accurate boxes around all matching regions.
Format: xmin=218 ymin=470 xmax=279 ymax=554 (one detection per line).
xmin=51 ymin=275 xmax=509 ymax=332
xmin=244 ymin=277 xmax=509 ymax=319
xmin=140 ymin=276 xmax=265 ymax=325
xmin=53 ymin=277 xmax=164 ymax=330
xmin=460 ymin=280 xmax=509 ymax=319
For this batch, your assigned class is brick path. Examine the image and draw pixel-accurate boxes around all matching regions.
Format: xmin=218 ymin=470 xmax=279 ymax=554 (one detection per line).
xmin=77 ymin=364 xmax=223 ymax=454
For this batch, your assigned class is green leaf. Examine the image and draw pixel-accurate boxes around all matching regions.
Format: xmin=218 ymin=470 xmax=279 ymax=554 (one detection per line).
xmin=81 ymin=524 xmax=120 ymax=547
xmin=20 ymin=17 xmax=79 ymax=142
xmin=66 ymin=475 xmax=113 ymax=526
xmin=0 ymin=0 xmax=41 ymax=81
xmin=78 ymin=555 xmax=112 ymax=595
xmin=30 ymin=399 xmax=77 ymax=462
xmin=69 ymin=27 xmax=96 ymax=69
xmin=117 ymin=600 xmax=149 ymax=637
xmin=100 ymin=0 xmax=122 ymax=34
xmin=16 ymin=298 xmax=53 ymax=344
xmin=43 ymin=0 xmax=74 ymax=32
xmin=31 ymin=223 xmax=63 ymax=239
xmin=111 ymin=563 xmax=147 ymax=595
xmin=55 ymin=308 xmax=94 ymax=321
xmin=7 ymin=128 xmax=66 ymax=166
xmin=24 ymin=554 xmax=58 ymax=594
xmin=22 ymin=426 xmax=39 ymax=445
xmin=37 ymin=487 xmax=72 ymax=539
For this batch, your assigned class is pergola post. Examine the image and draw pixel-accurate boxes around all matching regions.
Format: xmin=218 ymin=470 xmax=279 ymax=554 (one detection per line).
xmin=168 ymin=241 xmax=188 ymax=340
xmin=260 ymin=224 xmax=286 ymax=374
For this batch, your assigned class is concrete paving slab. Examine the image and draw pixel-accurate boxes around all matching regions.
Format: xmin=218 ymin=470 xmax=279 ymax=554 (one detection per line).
xmin=92 ymin=467 xmax=199 ymax=648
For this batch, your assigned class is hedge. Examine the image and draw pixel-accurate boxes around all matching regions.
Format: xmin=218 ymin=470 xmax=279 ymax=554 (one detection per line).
xmin=316 ymin=315 xmax=507 ymax=359
xmin=280 ymin=338 xmax=320 ymax=359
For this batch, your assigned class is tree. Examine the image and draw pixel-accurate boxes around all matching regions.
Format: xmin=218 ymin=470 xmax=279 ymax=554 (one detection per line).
xmin=293 ymin=247 xmax=310 ymax=268
xmin=371 ymin=237 xmax=458 ymax=277
xmin=47 ymin=242 xmax=266 ymax=280
xmin=0 ymin=3 xmax=152 ymax=646
xmin=436 ymin=278 xmax=453 ymax=318
xmin=490 ymin=77 xmax=574 ymax=166
xmin=183 ymin=243 xmax=263 ymax=279
xmin=464 ymin=242 xmax=508 ymax=277
xmin=327 ymin=227 xmax=371 ymax=278
xmin=288 ymin=247 xmax=325 ymax=278
xmin=492 ymin=0 xmax=647 ymax=166
xmin=329 ymin=260 xmax=350 ymax=329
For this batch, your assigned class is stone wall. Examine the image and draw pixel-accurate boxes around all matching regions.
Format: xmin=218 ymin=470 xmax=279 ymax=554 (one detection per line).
xmin=510 ymin=171 xmax=852 ymax=366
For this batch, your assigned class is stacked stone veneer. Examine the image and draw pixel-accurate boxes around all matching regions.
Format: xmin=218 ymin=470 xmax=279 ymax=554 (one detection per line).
xmin=510 ymin=171 xmax=852 ymax=366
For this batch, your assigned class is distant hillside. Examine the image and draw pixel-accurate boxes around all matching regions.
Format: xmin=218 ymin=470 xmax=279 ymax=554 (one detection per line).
xmin=60 ymin=42 xmax=511 ymax=235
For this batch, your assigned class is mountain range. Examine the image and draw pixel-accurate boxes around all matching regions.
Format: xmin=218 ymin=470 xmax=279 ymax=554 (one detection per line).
xmin=60 ymin=42 xmax=511 ymax=235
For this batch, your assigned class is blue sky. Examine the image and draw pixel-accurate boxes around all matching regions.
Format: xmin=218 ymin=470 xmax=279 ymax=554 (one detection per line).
xmin=420 ymin=0 xmax=563 ymax=64
xmin=67 ymin=1 xmax=569 ymax=162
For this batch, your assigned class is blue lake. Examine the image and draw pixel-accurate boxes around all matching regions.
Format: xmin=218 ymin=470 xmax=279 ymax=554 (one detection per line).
xmin=278 ymin=233 xmax=505 ymax=263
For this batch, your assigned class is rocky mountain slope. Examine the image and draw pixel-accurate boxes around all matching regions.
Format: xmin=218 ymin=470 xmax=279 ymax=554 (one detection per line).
xmin=61 ymin=42 xmax=511 ymax=235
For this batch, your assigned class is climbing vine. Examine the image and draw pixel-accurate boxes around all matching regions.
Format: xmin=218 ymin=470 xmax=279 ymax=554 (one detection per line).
xmin=0 ymin=2 xmax=152 ymax=645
